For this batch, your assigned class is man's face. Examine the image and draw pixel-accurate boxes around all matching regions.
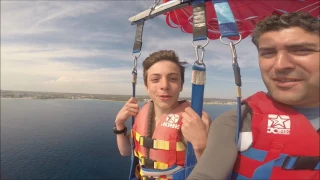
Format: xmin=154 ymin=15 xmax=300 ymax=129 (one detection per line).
xmin=145 ymin=60 xmax=183 ymax=110
xmin=258 ymin=27 xmax=319 ymax=107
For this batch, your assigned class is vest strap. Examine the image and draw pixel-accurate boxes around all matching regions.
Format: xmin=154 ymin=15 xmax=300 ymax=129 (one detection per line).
xmin=140 ymin=136 xmax=154 ymax=149
xmin=141 ymin=175 xmax=171 ymax=180
xmin=140 ymin=157 xmax=169 ymax=169
xmin=141 ymin=176 xmax=157 ymax=180
xmin=242 ymin=147 xmax=320 ymax=170
xmin=134 ymin=152 xmax=169 ymax=170
xmin=141 ymin=157 xmax=157 ymax=169
xmin=135 ymin=131 xmax=186 ymax=151
xmin=282 ymin=156 xmax=320 ymax=170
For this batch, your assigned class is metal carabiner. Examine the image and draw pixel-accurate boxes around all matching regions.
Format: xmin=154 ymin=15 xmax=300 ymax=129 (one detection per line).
xmin=132 ymin=56 xmax=138 ymax=74
xmin=220 ymin=34 xmax=242 ymax=45
xmin=132 ymin=52 xmax=141 ymax=59
xmin=229 ymin=41 xmax=238 ymax=65
xmin=131 ymin=51 xmax=140 ymax=73
xmin=192 ymin=38 xmax=209 ymax=49
xmin=194 ymin=45 xmax=206 ymax=67
xmin=152 ymin=0 xmax=161 ymax=9
xmin=149 ymin=0 xmax=160 ymax=15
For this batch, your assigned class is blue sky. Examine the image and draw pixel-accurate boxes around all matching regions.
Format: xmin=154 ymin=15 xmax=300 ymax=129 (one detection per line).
xmin=1 ymin=1 xmax=267 ymax=99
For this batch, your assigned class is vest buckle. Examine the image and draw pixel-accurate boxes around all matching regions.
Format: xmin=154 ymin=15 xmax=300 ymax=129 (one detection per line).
xmin=139 ymin=136 xmax=154 ymax=149
xmin=141 ymin=156 xmax=156 ymax=169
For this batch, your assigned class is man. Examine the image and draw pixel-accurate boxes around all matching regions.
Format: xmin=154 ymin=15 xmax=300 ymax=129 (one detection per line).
xmin=188 ymin=12 xmax=319 ymax=180
xmin=114 ymin=50 xmax=210 ymax=180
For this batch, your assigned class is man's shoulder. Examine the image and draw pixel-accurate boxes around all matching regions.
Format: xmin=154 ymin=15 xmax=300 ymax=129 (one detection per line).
xmin=212 ymin=104 xmax=252 ymax=132
xmin=216 ymin=104 xmax=249 ymax=119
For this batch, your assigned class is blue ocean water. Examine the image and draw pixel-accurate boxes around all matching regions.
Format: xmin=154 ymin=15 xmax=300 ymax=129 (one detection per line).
xmin=1 ymin=99 xmax=235 ymax=180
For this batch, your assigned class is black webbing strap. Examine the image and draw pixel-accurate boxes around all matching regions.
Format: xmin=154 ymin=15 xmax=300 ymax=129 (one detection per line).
xmin=282 ymin=156 xmax=320 ymax=170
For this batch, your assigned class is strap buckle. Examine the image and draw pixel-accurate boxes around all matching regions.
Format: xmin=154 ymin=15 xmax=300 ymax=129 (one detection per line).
xmin=139 ymin=136 xmax=154 ymax=149
xmin=140 ymin=156 xmax=156 ymax=169
xmin=282 ymin=156 xmax=320 ymax=170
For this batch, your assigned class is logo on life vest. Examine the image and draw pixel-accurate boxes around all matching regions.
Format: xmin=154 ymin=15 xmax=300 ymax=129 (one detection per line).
xmin=267 ymin=114 xmax=291 ymax=135
xmin=161 ymin=114 xmax=180 ymax=129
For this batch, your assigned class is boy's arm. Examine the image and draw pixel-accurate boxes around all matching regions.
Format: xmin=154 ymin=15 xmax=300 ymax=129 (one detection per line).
xmin=115 ymin=122 xmax=131 ymax=156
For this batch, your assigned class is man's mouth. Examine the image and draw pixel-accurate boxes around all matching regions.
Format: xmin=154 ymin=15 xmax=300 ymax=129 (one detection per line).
xmin=272 ymin=77 xmax=302 ymax=88
xmin=274 ymin=78 xmax=300 ymax=82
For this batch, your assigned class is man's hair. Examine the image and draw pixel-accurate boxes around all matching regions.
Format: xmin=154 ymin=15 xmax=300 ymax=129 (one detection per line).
xmin=252 ymin=12 xmax=319 ymax=47
xmin=142 ymin=50 xmax=185 ymax=87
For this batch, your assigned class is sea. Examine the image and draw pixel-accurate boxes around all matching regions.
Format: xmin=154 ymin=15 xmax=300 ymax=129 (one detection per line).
xmin=1 ymin=98 xmax=235 ymax=180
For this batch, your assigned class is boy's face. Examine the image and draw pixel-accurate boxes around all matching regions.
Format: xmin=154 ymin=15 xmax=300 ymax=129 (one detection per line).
xmin=145 ymin=60 xmax=183 ymax=110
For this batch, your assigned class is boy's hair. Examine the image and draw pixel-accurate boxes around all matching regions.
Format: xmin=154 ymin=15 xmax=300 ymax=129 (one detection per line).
xmin=142 ymin=50 xmax=185 ymax=87
xmin=252 ymin=12 xmax=319 ymax=47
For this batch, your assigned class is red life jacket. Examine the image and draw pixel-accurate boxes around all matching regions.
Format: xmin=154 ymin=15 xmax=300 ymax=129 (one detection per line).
xmin=232 ymin=92 xmax=320 ymax=180
xmin=131 ymin=101 xmax=190 ymax=179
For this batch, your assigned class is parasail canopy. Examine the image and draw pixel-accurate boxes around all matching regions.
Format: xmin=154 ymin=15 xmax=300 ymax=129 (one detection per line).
xmin=163 ymin=0 xmax=320 ymax=40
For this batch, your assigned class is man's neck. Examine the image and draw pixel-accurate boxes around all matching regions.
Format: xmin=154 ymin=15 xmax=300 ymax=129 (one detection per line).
xmin=266 ymin=91 xmax=319 ymax=108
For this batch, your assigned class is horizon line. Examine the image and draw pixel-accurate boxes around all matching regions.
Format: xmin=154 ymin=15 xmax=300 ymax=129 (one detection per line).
xmin=1 ymin=89 xmax=237 ymax=100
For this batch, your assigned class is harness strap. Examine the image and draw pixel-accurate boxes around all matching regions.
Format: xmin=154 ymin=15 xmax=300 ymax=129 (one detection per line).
xmin=211 ymin=0 xmax=239 ymax=37
xmin=242 ymin=147 xmax=320 ymax=169
xmin=132 ymin=20 xmax=144 ymax=53
xmin=234 ymin=147 xmax=320 ymax=179
xmin=129 ymin=20 xmax=144 ymax=180
xmin=279 ymin=156 xmax=320 ymax=170
xmin=192 ymin=0 xmax=207 ymax=41
xmin=179 ymin=55 xmax=207 ymax=178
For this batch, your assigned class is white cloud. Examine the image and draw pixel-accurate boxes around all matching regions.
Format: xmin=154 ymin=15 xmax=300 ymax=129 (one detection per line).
xmin=1 ymin=1 xmax=265 ymax=98
xmin=1 ymin=1 xmax=111 ymax=36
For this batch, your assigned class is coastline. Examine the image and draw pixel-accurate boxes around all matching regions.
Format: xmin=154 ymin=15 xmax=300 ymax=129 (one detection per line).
xmin=1 ymin=97 xmax=236 ymax=105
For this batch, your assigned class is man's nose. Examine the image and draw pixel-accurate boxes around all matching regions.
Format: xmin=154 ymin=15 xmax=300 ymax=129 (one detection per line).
xmin=273 ymin=50 xmax=295 ymax=72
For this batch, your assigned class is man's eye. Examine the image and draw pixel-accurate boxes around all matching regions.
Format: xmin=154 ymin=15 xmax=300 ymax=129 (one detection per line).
xmin=289 ymin=48 xmax=318 ymax=55
xmin=259 ymin=51 xmax=276 ymax=57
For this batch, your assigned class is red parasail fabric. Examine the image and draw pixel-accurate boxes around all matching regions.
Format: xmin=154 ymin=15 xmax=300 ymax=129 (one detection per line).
xmin=162 ymin=0 xmax=319 ymax=40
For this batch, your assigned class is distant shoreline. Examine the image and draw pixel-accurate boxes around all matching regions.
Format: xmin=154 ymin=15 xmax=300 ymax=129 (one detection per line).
xmin=1 ymin=97 xmax=236 ymax=105
xmin=1 ymin=90 xmax=237 ymax=105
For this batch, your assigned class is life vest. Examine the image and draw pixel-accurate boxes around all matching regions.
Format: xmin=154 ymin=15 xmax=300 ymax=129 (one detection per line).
xmin=232 ymin=92 xmax=320 ymax=180
xmin=130 ymin=100 xmax=190 ymax=180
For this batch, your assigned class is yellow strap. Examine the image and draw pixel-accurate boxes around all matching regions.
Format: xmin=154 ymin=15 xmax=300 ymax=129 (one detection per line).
xmin=134 ymin=150 xmax=169 ymax=170
xmin=141 ymin=177 xmax=169 ymax=180
xmin=133 ymin=131 xmax=186 ymax=151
